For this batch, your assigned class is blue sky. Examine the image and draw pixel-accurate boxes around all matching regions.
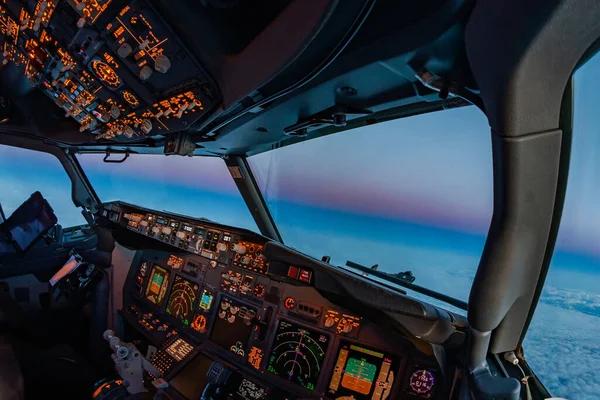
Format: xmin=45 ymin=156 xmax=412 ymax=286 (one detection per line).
xmin=1 ymin=53 xmax=599 ymax=400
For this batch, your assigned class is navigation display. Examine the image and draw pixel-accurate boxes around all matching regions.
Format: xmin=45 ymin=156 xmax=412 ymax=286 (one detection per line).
xmin=327 ymin=342 xmax=400 ymax=400
xmin=166 ymin=275 xmax=199 ymax=325
xmin=267 ymin=320 xmax=330 ymax=391
xmin=145 ymin=265 xmax=170 ymax=305
xmin=210 ymin=297 xmax=257 ymax=358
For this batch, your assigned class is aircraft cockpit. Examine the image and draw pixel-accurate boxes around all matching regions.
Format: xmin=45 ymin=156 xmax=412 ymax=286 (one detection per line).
xmin=1 ymin=1 xmax=599 ymax=400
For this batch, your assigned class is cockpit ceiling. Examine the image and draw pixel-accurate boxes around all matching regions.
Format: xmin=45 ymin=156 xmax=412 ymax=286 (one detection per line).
xmin=0 ymin=0 xmax=476 ymax=156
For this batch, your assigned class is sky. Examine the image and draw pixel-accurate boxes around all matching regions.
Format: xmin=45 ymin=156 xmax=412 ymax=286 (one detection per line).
xmin=1 ymin=56 xmax=599 ymax=400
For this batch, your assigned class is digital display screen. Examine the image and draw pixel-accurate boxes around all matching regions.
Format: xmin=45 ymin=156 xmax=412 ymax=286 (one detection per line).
xmin=170 ymin=221 xmax=180 ymax=228
xmin=199 ymin=289 xmax=214 ymax=311
xmin=267 ymin=320 xmax=329 ymax=391
xmin=3 ymin=191 xmax=57 ymax=252
xmin=194 ymin=227 xmax=206 ymax=235
xmin=145 ymin=265 xmax=170 ymax=305
xmin=224 ymin=234 xmax=231 ymax=242
xmin=166 ymin=275 xmax=198 ymax=325
xmin=210 ymin=297 xmax=257 ymax=358
xmin=169 ymin=353 xmax=213 ymax=400
xmin=328 ymin=342 xmax=400 ymax=400
xmin=183 ymin=225 xmax=193 ymax=232
xmin=234 ymin=378 xmax=267 ymax=400
xmin=156 ymin=217 xmax=167 ymax=225
xmin=165 ymin=338 xmax=194 ymax=362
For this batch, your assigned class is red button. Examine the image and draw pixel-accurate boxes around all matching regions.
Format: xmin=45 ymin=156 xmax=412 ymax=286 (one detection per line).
xmin=287 ymin=266 xmax=299 ymax=279
xmin=299 ymin=269 xmax=312 ymax=283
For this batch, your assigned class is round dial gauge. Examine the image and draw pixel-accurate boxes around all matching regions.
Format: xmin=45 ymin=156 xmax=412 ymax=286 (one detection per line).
xmin=409 ymin=369 xmax=435 ymax=397
xmin=253 ymin=284 xmax=265 ymax=298
xmin=165 ymin=276 xmax=198 ymax=325
xmin=122 ymin=90 xmax=139 ymax=107
xmin=284 ymin=297 xmax=295 ymax=309
xmin=191 ymin=313 xmax=207 ymax=333
xmin=91 ymin=60 xmax=121 ymax=89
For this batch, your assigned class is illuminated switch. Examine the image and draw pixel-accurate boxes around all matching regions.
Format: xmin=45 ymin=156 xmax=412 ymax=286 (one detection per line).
xmin=287 ymin=266 xmax=299 ymax=279
xmin=152 ymin=227 xmax=160 ymax=234
xmin=176 ymin=231 xmax=186 ymax=239
xmin=299 ymin=269 xmax=312 ymax=283
xmin=162 ymin=227 xmax=172 ymax=235
xmin=176 ymin=105 xmax=187 ymax=119
xmin=139 ymin=39 xmax=150 ymax=50
xmin=140 ymin=221 xmax=149 ymax=227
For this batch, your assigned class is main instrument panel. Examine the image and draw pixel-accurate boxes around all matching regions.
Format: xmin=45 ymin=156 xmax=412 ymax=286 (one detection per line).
xmin=0 ymin=0 xmax=217 ymax=142
xmin=99 ymin=202 xmax=446 ymax=400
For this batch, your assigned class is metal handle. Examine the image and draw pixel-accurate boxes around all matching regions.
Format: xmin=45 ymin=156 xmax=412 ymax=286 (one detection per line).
xmin=103 ymin=151 xmax=129 ymax=163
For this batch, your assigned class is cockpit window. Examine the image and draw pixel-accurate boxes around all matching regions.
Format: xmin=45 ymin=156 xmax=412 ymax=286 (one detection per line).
xmin=248 ymin=106 xmax=493 ymax=303
xmin=77 ymin=154 xmax=258 ymax=232
xmin=0 ymin=145 xmax=86 ymax=227
xmin=523 ymin=52 xmax=600 ymax=399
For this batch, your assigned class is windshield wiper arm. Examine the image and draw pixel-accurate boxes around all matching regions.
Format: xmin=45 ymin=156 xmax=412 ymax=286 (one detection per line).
xmin=345 ymin=261 xmax=468 ymax=310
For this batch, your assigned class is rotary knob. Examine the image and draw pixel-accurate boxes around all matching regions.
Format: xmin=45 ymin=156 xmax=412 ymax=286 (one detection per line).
xmin=176 ymin=231 xmax=186 ymax=239
xmin=341 ymin=320 xmax=353 ymax=334
xmin=123 ymin=125 xmax=134 ymax=138
xmin=117 ymin=43 xmax=133 ymax=58
xmin=232 ymin=244 xmax=246 ymax=254
xmin=216 ymin=243 xmax=228 ymax=252
xmin=154 ymin=54 xmax=171 ymax=74
xmin=140 ymin=220 xmax=149 ymax=227
xmin=162 ymin=227 xmax=172 ymax=235
xmin=152 ymin=227 xmax=160 ymax=234
xmin=139 ymin=65 xmax=153 ymax=81
xmin=324 ymin=316 xmax=335 ymax=328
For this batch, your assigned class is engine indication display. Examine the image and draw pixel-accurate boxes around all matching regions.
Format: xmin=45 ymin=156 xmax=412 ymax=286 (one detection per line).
xmin=210 ymin=297 xmax=257 ymax=358
xmin=166 ymin=275 xmax=198 ymax=325
xmin=328 ymin=342 xmax=400 ymax=400
xmin=145 ymin=265 xmax=170 ymax=305
xmin=267 ymin=320 xmax=329 ymax=391
xmin=90 ymin=59 xmax=121 ymax=89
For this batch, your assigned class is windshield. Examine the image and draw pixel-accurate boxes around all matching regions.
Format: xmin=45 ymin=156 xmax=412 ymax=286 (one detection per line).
xmin=248 ymin=106 xmax=492 ymax=304
xmin=0 ymin=145 xmax=86 ymax=227
xmin=77 ymin=154 xmax=258 ymax=232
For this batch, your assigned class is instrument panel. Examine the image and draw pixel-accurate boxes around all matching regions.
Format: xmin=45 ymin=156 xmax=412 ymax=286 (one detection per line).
xmin=0 ymin=0 xmax=218 ymax=142
xmin=101 ymin=202 xmax=445 ymax=400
